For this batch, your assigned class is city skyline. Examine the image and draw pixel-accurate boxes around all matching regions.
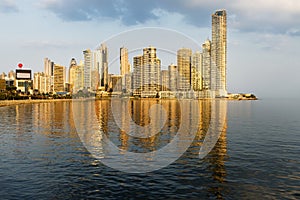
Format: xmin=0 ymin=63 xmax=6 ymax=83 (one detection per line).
xmin=1 ymin=1 xmax=300 ymax=98
xmin=1 ymin=10 xmax=230 ymax=99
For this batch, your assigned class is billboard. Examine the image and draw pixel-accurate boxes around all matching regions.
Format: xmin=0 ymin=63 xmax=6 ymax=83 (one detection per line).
xmin=16 ymin=69 xmax=31 ymax=80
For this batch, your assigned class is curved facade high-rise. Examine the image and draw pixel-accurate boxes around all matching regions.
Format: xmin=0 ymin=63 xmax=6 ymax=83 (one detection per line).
xmin=211 ymin=10 xmax=227 ymax=96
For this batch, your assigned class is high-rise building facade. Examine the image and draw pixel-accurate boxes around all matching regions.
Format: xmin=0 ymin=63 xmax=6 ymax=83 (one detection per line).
xmin=192 ymin=51 xmax=203 ymax=91
xmin=177 ymin=48 xmax=192 ymax=91
xmin=161 ymin=70 xmax=169 ymax=91
xmin=94 ymin=48 xmax=101 ymax=90
xmin=109 ymin=75 xmax=122 ymax=92
xmin=120 ymin=47 xmax=131 ymax=91
xmin=211 ymin=10 xmax=227 ymax=96
xmin=33 ymin=72 xmax=46 ymax=93
xmin=83 ymin=49 xmax=92 ymax=89
xmin=44 ymin=58 xmax=54 ymax=77
xmin=124 ymin=74 xmax=132 ymax=93
xmin=53 ymin=64 xmax=66 ymax=93
xmin=142 ymin=46 xmax=161 ymax=93
xmin=120 ymin=47 xmax=130 ymax=76
xmin=202 ymin=39 xmax=212 ymax=90
xmin=73 ymin=61 xmax=84 ymax=93
xmin=44 ymin=58 xmax=54 ymax=93
xmin=99 ymin=44 xmax=108 ymax=88
xmin=69 ymin=58 xmax=77 ymax=85
xmin=69 ymin=58 xmax=81 ymax=93
xmin=133 ymin=55 xmax=143 ymax=94
xmin=168 ymin=64 xmax=178 ymax=91
xmin=33 ymin=72 xmax=41 ymax=91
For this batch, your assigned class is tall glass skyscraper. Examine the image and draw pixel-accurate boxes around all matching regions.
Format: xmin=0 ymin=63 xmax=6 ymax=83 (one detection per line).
xmin=211 ymin=9 xmax=227 ymax=96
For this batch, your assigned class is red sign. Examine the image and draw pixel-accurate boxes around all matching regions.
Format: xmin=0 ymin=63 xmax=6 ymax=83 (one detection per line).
xmin=18 ymin=63 xmax=23 ymax=68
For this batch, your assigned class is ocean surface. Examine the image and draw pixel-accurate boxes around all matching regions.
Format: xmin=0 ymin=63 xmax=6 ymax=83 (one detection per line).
xmin=0 ymin=99 xmax=299 ymax=199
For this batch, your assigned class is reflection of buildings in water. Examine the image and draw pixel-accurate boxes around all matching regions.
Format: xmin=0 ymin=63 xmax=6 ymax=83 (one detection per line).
xmin=31 ymin=102 xmax=77 ymax=137
xmin=72 ymin=100 xmax=108 ymax=159
xmin=27 ymin=98 xmax=227 ymax=198
xmin=130 ymin=99 xmax=162 ymax=152
xmin=95 ymin=99 xmax=183 ymax=153
xmin=13 ymin=104 xmax=34 ymax=142
xmin=179 ymin=99 xmax=227 ymax=199
xmin=168 ymin=100 xmax=180 ymax=138
xmin=120 ymin=100 xmax=129 ymax=152
xmin=93 ymin=99 xmax=226 ymax=155
xmin=202 ymin=100 xmax=228 ymax=199
xmin=206 ymin=128 xmax=227 ymax=200
xmin=93 ymin=99 xmax=227 ymax=173
xmin=95 ymin=100 xmax=109 ymax=135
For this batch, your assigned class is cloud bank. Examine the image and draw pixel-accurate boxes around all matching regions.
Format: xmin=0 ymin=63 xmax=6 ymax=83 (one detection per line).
xmin=0 ymin=0 xmax=19 ymax=13
xmin=39 ymin=0 xmax=300 ymax=36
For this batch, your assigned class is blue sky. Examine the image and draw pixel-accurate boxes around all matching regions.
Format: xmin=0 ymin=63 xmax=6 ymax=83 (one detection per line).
xmin=1 ymin=0 xmax=300 ymax=98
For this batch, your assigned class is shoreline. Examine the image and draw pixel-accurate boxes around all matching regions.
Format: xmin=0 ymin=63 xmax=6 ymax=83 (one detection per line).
xmin=0 ymin=99 xmax=73 ymax=107
xmin=0 ymin=97 xmax=258 ymax=108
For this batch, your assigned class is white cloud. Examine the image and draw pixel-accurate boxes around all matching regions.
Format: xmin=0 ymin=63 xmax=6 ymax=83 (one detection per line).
xmin=0 ymin=0 xmax=19 ymax=13
xmin=35 ymin=0 xmax=300 ymax=36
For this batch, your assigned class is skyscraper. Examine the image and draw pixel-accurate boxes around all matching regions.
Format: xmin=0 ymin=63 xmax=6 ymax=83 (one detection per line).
xmin=177 ymin=48 xmax=192 ymax=91
xmin=44 ymin=58 xmax=54 ymax=93
xmin=142 ymin=46 xmax=161 ymax=93
xmin=133 ymin=55 xmax=143 ymax=95
xmin=69 ymin=58 xmax=79 ymax=93
xmin=33 ymin=72 xmax=43 ymax=92
xmin=53 ymin=64 xmax=66 ymax=93
xmin=192 ymin=51 xmax=203 ymax=91
xmin=120 ymin=47 xmax=131 ymax=91
xmin=202 ymin=39 xmax=211 ymax=90
xmin=33 ymin=72 xmax=50 ymax=94
xmin=69 ymin=58 xmax=77 ymax=85
xmin=211 ymin=9 xmax=227 ymax=96
xmin=83 ymin=49 xmax=92 ymax=89
xmin=168 ymin=64 xmax=178 ymax=91
xmin=44 ymin=58 xmax=54 ymax=77
xmin=161 ymin=70 xmax=169 ymax=91
xmin=120 ymin=47 xmax=130 ymax=76
xmin=73 ymin=61 xmax=84 ymax=93
xmin=99 ymin=44 xmax=108 ymax=88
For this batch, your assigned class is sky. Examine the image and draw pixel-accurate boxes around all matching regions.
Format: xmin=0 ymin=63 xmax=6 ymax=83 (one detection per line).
xmin=0 ymin=0 xmax=300 ymax=98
